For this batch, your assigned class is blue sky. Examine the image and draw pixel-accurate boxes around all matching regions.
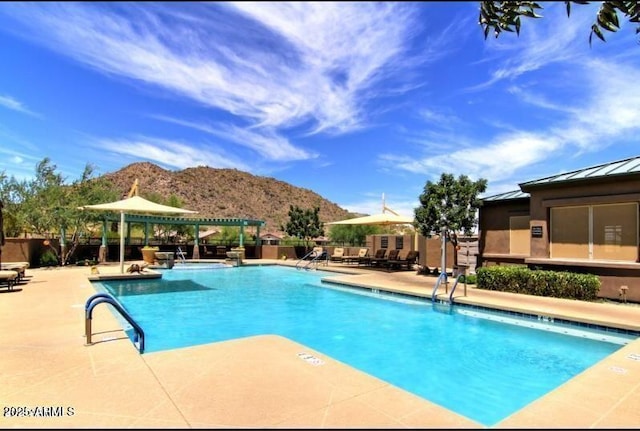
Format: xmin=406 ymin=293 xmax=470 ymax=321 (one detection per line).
xmin=1 ymin=2 xmax=640 ymax=218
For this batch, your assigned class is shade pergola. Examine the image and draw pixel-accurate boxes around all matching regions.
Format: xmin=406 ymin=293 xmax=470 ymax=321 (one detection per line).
xmin=80 ymin=196 xmax=198 ymax=273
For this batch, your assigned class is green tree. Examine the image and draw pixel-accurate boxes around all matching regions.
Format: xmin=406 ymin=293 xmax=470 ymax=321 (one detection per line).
xmin=329 ymin=223 xmax=381 ymax=246
xmin=0 ymin=158 xmax=118 ymax=264
xmin=479 ymin=1 xmax=640 ymax=45
xmin=219 ymin=226 xmax=240 ymax=245
xmin=414 ymin=173 xmax=487 ymax=266
xmin=280 ymin=205 xmax=324 ymax=250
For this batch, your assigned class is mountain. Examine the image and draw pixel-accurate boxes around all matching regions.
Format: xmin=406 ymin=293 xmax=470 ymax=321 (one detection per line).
xmin=101 ymin=162 xmax=352 ymax=235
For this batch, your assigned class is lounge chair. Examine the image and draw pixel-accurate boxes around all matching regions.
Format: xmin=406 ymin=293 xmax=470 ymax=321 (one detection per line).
xmin=385 ymin=250 xmax=419 ymax=271
xmin=372 ymin=249 xmax=398 ymax=267
xmin=360 ymin=248 xmax=385 ymax=266
xmin=306 ymin=247 xmax=328 ymax=265
xmin=0 ymin=262 xmax=27 ymax=281
xmin=330 ymin=247 xmax=345 ymax=262
xmin=342 ymin=248 xmax=368 ymax=265
xmin=0 ymin=270 xmax=18 ymax=291
xmin=367 ymin=249 xmax=392 ymax=267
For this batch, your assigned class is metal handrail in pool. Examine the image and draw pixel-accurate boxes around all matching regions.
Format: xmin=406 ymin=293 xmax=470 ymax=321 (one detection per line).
xmin=431 ymin=272 xmax=447 ymax=303
xmin=296 ymin=249 xmax=327 ymax=270
xmin=448 ymin=273 xmax=466 ymax=303
xmin=84 ymin=293 xmax=145 ymax=353
xmin=176 ymin=247 xmax=186 ymax=264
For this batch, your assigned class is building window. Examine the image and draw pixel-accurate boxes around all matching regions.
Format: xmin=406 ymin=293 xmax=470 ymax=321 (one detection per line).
xmin=550 ymin=206 xmax=589 ymax=259
xmin=381 ymin=236 xmax=388 ymax=249
xmin=509 ymin=215 xmax=530 ymax=255
xmin=551 ymin=203 xmax=637 ymax=261
xmin=592 ymin=203 xmax=637 ymax=261
xmin=395 ymin=236 xmax=404 ymax=249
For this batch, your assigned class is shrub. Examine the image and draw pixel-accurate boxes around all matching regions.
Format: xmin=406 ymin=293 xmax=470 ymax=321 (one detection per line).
xmin=39 ymin=250 xmax=59 ymax=267
xmin=476 ymin=266 xmax=600 ymax=300
xmin=460 ymin=273 xmax=477 ymax=284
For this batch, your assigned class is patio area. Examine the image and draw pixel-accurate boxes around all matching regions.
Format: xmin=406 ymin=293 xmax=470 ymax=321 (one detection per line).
xmin=2 ymin=260 xmax=640 ymax=428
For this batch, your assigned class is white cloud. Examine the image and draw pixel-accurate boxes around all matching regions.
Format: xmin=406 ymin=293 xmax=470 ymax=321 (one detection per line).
xmin=149 ymin=115 xmax=316 ymax=162
xmin=94 ymin=136 xmax=252 ymax=171
xmin=0 ymin=95 xmax=39 ymax=117
xmin=1 ymin=3 xmax=420 ymax=135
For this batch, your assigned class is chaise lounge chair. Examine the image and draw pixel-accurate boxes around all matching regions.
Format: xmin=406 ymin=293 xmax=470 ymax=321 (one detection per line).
xmin=372 ymin=249 xmax=398 ymax=268
xmin=342 ymin=248 xmax=369 ymax=265
xmin=365 ymin=249 xmax=393 ymax=267
xmin=0 ymin=262 xmax=28 ymax=281
xmin=330 ymin=247 xmax=345 ymax=262
xmin=385 ymin=250 xmax=419 ymax=271
xmin=0 ymin=270 xmax=18 ymax=291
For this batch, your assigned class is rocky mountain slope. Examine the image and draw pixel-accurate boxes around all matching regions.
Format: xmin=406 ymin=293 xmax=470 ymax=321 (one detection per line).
xmin=102 ymin=162 xmax=352 ymax=235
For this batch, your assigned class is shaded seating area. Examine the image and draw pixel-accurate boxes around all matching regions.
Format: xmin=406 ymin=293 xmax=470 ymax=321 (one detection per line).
xmin=364 ymin=249 xmax=398 ymax=267
xmin=384 ymin=250 xmax=419 ymax=271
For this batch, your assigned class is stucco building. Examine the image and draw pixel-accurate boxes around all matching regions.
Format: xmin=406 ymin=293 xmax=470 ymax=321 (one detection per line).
xmin=478 ymin=156 xmax=640 ymax=302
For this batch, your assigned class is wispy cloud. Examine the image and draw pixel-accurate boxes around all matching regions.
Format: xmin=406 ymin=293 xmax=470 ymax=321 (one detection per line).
xmin=149 ymin=114 xmax=317 ymax=162
xmin=0 ymin=95 xmax=40 ymax=117
xmin=464 ymin=2 xmax=596 ymax=92
xmin=0 ymin=3 xmax=421 ymax=135
xmin=94 ymin=136 xmax=252 ymax=171
xmin=384 ymin=56 xmax=640 ymax=194
xmin=0 ymin=127 xmax=42 ymax=179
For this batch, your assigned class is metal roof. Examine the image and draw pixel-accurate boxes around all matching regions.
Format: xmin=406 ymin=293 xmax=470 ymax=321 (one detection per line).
xmin=519 ymin=155 xmax=640 ymax=190
xmin=481 ymin=189 xmax=530 ymax=202
xmin=102 ymin=213 xmax=265 ymax=227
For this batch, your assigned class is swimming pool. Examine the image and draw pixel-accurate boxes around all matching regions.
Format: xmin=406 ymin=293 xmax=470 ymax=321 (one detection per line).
xmin=93 ymin=265 xmax=635 ymax=426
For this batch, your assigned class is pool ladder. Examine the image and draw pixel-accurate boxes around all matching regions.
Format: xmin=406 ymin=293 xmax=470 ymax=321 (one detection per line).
xmin=430 ymin=272 xmax=466 ymax=305
xmin=84 ymin=293 xmax=145 ymax=353
xmin=176 ymin=247 xmax=186 ymax=264
xmin=295 ymin=249 xmax=328 ymax=270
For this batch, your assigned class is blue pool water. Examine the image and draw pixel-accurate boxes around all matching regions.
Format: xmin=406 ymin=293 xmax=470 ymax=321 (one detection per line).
xmin=94 ymin=265 xmax=633 ymax=426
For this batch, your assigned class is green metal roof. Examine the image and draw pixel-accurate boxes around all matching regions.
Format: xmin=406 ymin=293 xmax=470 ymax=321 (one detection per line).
xmin=519 ymin=155 xmax=640 ymax=190
xmin=103 ymin=214 xmax=265 ymax=227
xmin=481 ymin=189 xmax=530 ymax=202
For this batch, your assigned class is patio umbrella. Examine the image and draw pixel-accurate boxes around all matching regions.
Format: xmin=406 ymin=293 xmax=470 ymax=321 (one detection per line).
xmin=326 ymin=212 xmax=414 ymax=226
xmin=326 ymin=194 xmax=417 ymax=250
xmin=326 ymin=194 xmax=414 ymax=227
xmin=80 ymin=196 xmax=197 ymax=273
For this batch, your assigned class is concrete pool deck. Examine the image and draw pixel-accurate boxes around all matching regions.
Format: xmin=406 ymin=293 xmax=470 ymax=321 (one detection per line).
xmin=2 ymin=260 xmax=640 ymax=428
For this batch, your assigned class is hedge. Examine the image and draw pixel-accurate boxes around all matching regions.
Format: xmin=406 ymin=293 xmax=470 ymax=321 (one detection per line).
xmin=475 ymin=266 xmax=600 ymax=300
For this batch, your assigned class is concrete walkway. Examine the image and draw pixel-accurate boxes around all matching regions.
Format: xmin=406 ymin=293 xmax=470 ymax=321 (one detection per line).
xmin=1 ymin=260 xmax=640 ymax=428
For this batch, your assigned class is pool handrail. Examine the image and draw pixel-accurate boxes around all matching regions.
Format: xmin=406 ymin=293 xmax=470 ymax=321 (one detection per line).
xmin=176 ymin=247 xmax=186 ymax=264
xmin=448 ymin=273 xmax=466 ymax=303
xmin=295 ymin=249 xmax=328 ymax=270
xmin=431 ymin=272 xmax=447 ymax=303
xmin=85 ymin=292 xmax=145 ymax=353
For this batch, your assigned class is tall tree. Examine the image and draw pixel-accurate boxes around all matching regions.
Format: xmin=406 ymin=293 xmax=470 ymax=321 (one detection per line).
xmin=0 ymin=158 xmax=118 ymax=264
xmin=414 ymin=173 xmax=487 ymax=266
xmin=479 ymin=1 xmax=640 ymax=45
xmin=281 ymin=205 xmax=324 ymax=250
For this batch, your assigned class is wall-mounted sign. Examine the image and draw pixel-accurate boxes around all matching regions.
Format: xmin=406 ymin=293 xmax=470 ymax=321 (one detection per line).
xmin=531 ymin=226 xmax=543 ymax=238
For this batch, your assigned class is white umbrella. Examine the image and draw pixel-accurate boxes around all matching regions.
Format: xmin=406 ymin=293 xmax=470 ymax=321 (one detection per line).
xmin=80 ymin=196 xmax=197 ymax=273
